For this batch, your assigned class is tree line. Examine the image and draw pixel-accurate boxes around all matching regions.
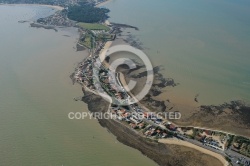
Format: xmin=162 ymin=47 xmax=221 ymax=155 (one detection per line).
xmin=67 ymin=4 xmax=110 ymax=23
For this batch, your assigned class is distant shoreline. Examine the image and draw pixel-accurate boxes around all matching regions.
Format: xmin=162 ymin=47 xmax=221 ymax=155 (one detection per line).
xmin=0 ymin=3 xmax=64 ymax=10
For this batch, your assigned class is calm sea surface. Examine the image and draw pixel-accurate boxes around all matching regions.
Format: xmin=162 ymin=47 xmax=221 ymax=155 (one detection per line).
xmin=104 ymin=0 xmax=250 ymax=105
xmin=0 ymin=5 xmax=157 ymax=166
xmin=1 ymin=1 xmax=250 ymax=165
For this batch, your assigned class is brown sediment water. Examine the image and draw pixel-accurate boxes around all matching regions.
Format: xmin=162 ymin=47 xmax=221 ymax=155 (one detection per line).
xmin=104 ymin=0 xmax=250 ymax=106
xmin=0 ymin=5 xmax=157 ymax=166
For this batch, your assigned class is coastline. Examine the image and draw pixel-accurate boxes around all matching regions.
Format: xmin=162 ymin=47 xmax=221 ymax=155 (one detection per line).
xmin=74 ymin=38 xmax=228 ymax=166
xmin=95 ymin=0 xmax=112 ymax=7
xmin=6 ymin=2 xmax=249 ymax=165
xmin=81 ymin=89 xmax=225 ymax=166
xmin=67 ymin=4 xmax=250 ymax=163
xmin=0 ymin=3 xmax=64 ymax=10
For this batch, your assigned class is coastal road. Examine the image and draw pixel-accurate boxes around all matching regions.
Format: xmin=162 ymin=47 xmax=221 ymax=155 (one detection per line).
xmin=176 ymin=134 xmax=226 ymax=155
xmin=225 ymin=147 xmax=250 ymax=166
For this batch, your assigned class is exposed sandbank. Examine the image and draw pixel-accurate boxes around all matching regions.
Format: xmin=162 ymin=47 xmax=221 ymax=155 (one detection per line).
xmin=159 ymin=139 xmax=228 ymax=166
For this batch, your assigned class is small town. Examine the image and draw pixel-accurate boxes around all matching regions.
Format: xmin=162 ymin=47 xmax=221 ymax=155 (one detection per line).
xmin=26 ymin=0 xmax=250 ymax=165
xmin=1 ymin=0 xmax=250 ymax=165
xmin=73 ymin=24 xmax=250 ymax=166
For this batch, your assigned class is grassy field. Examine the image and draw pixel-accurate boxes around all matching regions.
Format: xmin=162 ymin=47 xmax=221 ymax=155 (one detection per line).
xmin=97 ymin=34 xmax=115 ymax=41
xmin=79 ymin=34 xmax=92 ymax=49
xmin=77 ymin=22 xmax=110 ymax=31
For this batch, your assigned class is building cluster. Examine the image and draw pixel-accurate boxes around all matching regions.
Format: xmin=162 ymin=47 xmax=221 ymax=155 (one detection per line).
xmin=73 ymin=21 xmax=250 ymax=166
xmin=143 ymin=125 xmax=169 ymax=138
xmin=98 ymin=70 xmax=129 ymax=104
xmin=75 ymin=51 xmax=250 ymax=166
xmin=110 ymin=105 xmax=145 ymax=129
xmin=177 ymin=128 xmax=226 ymax=150
xmin=74 ymin=53 xmax=130 ymax=105
xmin=109 ymin=102 xmax=176 ymax=139
xmin=74 ymin=56 xmax=95 ymax=90
xmin=37 ymin=10 xmax=76 ymax=27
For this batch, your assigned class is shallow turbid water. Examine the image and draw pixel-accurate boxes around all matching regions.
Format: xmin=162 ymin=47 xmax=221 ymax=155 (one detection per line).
xmin=0 ymin=5 xmax=157 ymax=166
xmin=104 ymin=0 xmax=250 ymax=105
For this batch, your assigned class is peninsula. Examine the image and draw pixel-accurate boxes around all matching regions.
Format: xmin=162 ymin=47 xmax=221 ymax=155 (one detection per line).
xmin=3 ymin=0 xmax=250 ymax=165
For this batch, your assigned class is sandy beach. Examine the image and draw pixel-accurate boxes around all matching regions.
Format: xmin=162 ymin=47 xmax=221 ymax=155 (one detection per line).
xmin=0 ymin=3 xmax=64 ymax=10
xmin=95 ymin=0 xmax=112 ymax=7
xmin=99 ymin=41 xmax=113 ymax=68
xmin=159 ymin=139 xmax=229 ymax=166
